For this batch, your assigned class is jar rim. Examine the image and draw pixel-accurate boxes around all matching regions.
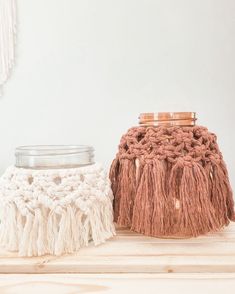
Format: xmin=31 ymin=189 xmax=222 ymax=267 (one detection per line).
xmin=139 ymin=112 xmax=197 ymax=126
xmin=15 ymin=145 xmax=95 ymax=169
xmin=15 ymin=145 xmax=94 ymax=157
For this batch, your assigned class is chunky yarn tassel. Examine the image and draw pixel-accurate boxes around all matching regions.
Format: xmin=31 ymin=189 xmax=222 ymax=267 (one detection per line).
xmin=0 ymin=0 xmax=17 ymax=94
xmin=110 ymin=126 xmax=235 ymax=238
xmin=110 ymin=156 xmax=136 ymax=226
xmin=0 ymin=164 xmax=115 ymax=256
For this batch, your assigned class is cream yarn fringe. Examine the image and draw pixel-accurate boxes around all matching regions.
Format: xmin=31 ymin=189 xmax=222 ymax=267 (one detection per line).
xmin=0 ymin=164 xmax=115 ymax=256
xmin=0 ymin=0 xmax=17 ymax=94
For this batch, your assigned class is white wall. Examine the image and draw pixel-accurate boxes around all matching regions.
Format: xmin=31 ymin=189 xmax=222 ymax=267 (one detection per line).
xmin=0 ymin=0 xmax=235 ymax=189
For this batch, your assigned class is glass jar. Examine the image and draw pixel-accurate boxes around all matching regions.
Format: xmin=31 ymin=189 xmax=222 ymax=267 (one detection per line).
xmin=15 ymin=145 xmax=95 ymax=169
xmin=138 ymin=112 xmax=197 ymax=234
xmin=139 ymin=112 xmax=197 ymax=126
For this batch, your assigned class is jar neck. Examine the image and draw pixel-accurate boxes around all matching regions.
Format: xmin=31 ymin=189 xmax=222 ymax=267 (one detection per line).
xmin=15 ymin=145 xmax=95 ymax=169
xmin=139 ymin=112 xmax=197 ymax=127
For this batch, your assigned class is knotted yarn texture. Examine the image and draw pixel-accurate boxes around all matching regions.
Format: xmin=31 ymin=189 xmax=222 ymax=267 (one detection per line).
xmin=110 ymin=126 xmax=235 ymax=238
xmin=0 ymin=163 xmax=115 ymax=256
xmin=0 ymin=0 xmax=17 ymax=94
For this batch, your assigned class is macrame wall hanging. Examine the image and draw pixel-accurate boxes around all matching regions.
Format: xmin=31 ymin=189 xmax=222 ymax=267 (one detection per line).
xmin=110 ymin=112 xmax=235 ymax=238
xmin=0 ymin=0 xmax=17 ymax=94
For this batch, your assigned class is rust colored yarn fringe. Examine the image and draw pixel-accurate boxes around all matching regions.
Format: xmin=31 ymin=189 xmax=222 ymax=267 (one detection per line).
xmin=110 ymin=126 xmax=235 ymax=238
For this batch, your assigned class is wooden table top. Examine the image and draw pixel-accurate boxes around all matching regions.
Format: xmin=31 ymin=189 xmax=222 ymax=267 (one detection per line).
xmin=0 ymin=223 xmax=235 ymax=274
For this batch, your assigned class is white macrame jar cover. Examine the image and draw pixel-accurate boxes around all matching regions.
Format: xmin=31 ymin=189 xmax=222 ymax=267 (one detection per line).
xmin=0 ymin=163 xmax=115 ymax=256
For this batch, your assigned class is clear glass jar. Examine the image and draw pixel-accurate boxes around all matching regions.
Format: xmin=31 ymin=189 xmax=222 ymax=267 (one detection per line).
xmin=15 ymin=145 xmax=95 ymax=169
xmin=139 ymin=112 xmax=197 ymax=126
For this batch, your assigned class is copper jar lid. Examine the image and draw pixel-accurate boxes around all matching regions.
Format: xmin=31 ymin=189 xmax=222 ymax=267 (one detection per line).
xmin=139 ymin=112 xmax=197 ymax=126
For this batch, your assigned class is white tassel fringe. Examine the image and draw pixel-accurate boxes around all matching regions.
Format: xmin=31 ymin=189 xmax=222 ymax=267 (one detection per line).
xmin=0 ymin=164 xmax=116 ymax=256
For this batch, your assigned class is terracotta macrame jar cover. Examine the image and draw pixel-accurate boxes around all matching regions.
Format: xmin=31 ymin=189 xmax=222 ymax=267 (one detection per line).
xmin=0 ymin=146 xmax=115 ymax=257
xmin=110 ymin=112 xmax=235 ymax=238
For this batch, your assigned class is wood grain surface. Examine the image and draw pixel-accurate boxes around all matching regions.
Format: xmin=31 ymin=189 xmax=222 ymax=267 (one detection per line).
xmin=0 ymin=273 xmax=235 ymax=294
xmin=0 ymin=223 xmax=235 ymax=274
